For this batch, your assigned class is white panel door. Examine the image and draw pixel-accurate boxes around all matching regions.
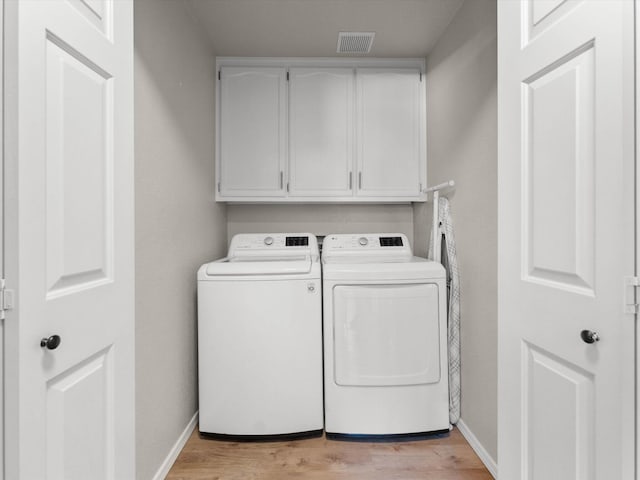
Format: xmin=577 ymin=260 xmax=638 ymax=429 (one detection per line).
xmin=498 ymin=1 xmax=635 ymax=479
xmin=219 ymin=67 xmax=287 ymax=198
xmin=289 ymin=68 xmax=354 ymax=197
xmin=3 ymin=1 xmax=134 ymax=479
xmin=356 ymin=68 xmax=425 ymax=197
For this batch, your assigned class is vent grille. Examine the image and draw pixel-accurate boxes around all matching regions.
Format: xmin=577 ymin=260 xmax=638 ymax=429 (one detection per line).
xmin=337 ymin=32 xmax=375 ymax=54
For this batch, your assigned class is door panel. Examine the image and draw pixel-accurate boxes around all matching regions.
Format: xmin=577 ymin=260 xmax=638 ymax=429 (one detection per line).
xmin=531 ymin=0 xmax=567 ymax=25
xmin=498 ymin=1 xmax=635 ymax=479
xmin=46 ymin=349 xmax=113 ymax=480
xmin=4 ymin=1 xmax=134 ymax=478
xmin=333 ymin=284 xmax=440 ymax=387
xmin=525 ymin=0 xmax=580 ymax=46
xmin=66 ymin=0 xmax=112 ymax=38
xmin=522 ymin=343 xmax=594 ymax=480
xmin=523 ymin=43 xmax=595 ymax=294
xmin=45 ymin=34 xmax=113 ymax=297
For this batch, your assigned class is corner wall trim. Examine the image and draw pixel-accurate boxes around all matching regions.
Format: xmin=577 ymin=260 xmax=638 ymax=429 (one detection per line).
xmin=152 ymin=411 xmax=199 ymax=480
xmin=456 ymin=419 xmax=498 ymax=479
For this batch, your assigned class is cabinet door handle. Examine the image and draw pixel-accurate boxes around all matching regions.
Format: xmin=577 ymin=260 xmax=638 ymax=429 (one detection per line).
xmin=280 ymin=171 xmax=284 ymax=189
xmin=359 ymin=172 xmax=362 ymax=190
xmin=349 ymin=172 xmax=353 ymax=189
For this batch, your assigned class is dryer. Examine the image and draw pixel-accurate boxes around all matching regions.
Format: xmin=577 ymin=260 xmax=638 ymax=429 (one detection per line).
xmin=198 ymin=233 xmax=323 ymax=439
xmin=322 ymin=233 xmax=449 ymax=437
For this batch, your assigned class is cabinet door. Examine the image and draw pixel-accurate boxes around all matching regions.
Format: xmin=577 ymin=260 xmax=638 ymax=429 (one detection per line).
xmin=219 ymin=67 xmax=286 ymax=197
xmin=289 ymin=68 xmax=354 ymax=197
xmin=356 ymin=68 xmax=425 ymax=197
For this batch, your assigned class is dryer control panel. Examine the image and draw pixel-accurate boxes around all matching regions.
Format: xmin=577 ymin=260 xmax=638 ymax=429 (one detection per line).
xmin=322 ymin=234 xmax=412 ymax=257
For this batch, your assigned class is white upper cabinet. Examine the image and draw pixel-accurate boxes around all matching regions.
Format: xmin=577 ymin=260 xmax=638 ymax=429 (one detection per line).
xmin=219 ymin=67 xmax=287 ymax=197
xmin=289 ymin=68 xmax=354 ymax=197
xmin=356 ymin=68 xmax=425 ymax=197
xmin=216 ymin=59 xmax=427 ymax=203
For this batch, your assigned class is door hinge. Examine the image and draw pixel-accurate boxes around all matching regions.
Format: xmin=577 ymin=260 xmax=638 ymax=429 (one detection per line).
xmin=218 ymin=71 xmax=221 ymax=81
xmin=217 ymin=182 xmax=221 ymax=193
xmin=419 ymin=71 xmax=423 ymax=82
xmin=286 ymin=71 xmax=290 ymax=81
xmin=624 ymin=276 xmax=640 ymax=314
xmin=0 ymin=279 xmax=15 ymax=320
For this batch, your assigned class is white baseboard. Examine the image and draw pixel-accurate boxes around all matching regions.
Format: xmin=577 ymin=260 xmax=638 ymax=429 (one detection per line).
xmin=153 ymin=411 xmax=199 ymax=480
xmin=456 ymin=419 xmax=498 ymax=479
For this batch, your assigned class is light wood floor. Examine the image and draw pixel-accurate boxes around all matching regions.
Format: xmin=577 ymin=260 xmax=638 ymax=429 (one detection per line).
xmin=167 ymin=427 xmax=494 ymax=480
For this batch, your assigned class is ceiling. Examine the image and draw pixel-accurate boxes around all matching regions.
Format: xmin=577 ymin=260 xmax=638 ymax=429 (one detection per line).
xmin=186 ymin=0 xmax=465 ymax=58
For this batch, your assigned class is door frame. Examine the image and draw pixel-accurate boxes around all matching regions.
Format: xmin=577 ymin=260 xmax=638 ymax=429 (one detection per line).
xmin=636 ymin=1 xmax=640 ymax=476
xmin=0 ymin=0 xmax=4 ymax=476
xmin=2 ymin=0 xmax=17 ymax=475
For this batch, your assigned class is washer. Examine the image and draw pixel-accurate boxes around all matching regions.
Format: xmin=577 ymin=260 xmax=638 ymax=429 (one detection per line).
xmin=322 ymin=233 xmax=449 ymax=437
xmin=197 ymin=233 xmax=323 ymax=438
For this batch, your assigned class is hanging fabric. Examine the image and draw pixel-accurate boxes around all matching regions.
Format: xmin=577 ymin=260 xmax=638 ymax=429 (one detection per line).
xmin=428 ymin=196 xmax=461 ymax=425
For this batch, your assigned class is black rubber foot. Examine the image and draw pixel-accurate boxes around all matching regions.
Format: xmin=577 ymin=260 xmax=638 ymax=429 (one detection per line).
xmin=199 ymin=428 xmax=324 ymax=442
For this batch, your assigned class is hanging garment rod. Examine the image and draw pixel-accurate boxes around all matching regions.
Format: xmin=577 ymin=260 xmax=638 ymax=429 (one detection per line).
xmin=425 ymin=180 xmax=454 ymax=264
xmin=423 ymin=180 xmax=455 ymax=194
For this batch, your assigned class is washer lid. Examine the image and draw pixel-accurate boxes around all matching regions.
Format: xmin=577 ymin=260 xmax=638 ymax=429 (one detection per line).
xmin=205 ymin=255 xmax=313 ymax=276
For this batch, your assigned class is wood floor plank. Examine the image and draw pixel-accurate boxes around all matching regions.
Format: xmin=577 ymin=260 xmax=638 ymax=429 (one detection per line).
xmin=166 ymin=427 xmax=494 ymax=480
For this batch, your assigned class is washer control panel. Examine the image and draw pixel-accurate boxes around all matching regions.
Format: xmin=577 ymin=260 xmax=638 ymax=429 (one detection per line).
xmin=229 ymin=233 xmax=318 ymax=256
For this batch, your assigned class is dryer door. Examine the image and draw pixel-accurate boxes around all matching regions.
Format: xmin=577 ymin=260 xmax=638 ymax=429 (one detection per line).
xmin=333 ymin=283 xmax=441 ymax=386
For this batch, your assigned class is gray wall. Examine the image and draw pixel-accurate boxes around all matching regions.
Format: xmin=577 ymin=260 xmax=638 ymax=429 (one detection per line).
xmin=133 ymin=0 xmax=496 ymax=475
xmin=228 ymin=204 xmax=415 ymax=247
xmin=413 ymin=0 xmax=497 ymax=462
xmin=134 ymin=1 xmax=227 ymax=478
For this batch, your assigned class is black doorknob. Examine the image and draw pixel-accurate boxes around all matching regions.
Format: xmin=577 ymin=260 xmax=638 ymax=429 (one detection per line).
xmin=580 ymin=330 xmax=600 ymax=344
xmin=40 ymin=335 xmax=61 ymax=350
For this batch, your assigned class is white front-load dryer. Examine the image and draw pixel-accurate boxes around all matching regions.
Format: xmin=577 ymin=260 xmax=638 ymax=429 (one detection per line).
xmin=322 ymin=233 xmax=449 ymax=437
xmin=197 ymin=233 xmax=323 ymax=439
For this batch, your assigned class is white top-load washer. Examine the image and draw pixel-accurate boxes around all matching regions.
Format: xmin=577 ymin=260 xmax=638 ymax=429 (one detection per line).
xmin=197 ymin=233 xmax=323 ymax=439
xmin=322 ymin=233 xmax=449 ymax=437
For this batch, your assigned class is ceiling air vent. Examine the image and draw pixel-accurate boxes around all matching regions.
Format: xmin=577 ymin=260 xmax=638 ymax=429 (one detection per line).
xmin=337 ymin=32 xmax=375 ymax=54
